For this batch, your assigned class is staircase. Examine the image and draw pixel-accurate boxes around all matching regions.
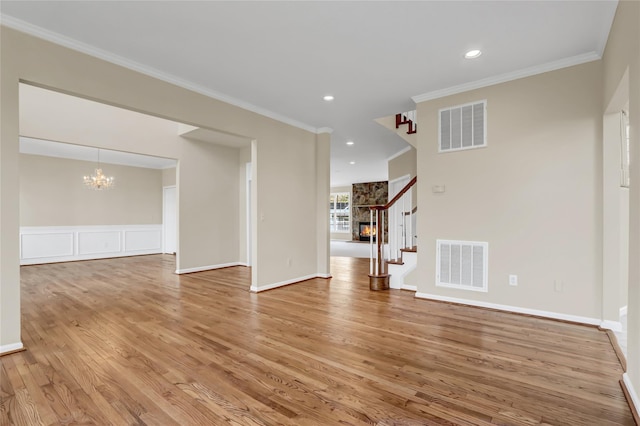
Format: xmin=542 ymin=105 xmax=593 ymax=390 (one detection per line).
xmin=368 ymin=177 xmax=417 ymax=290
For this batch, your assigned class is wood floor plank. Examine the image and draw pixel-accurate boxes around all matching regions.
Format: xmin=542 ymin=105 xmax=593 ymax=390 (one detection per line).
xmin=0 ymin=254 xmax=633 ymax=425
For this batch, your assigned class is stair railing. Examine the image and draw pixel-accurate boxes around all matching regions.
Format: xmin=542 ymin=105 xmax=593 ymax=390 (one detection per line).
xmin=368 ymin=176 xmax=417 ymax=290
xmin=395 ymin=110 xmax=417 ymax=134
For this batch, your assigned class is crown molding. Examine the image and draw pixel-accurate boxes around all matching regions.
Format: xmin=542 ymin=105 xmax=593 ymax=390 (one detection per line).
xmin=0 ymin=16 xmax=321 ymax=134
xmin=386 ymin=145 xmax=412 ymax=162
xmin=412 ymin=51 xmax=601 ymax=104
xmin=316 ymin=127 xmax=334 ymax=134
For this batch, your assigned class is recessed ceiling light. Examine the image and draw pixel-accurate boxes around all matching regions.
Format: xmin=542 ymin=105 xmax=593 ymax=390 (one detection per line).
xmin=464 ymin=49 xmax=482 ymax=59
xmin=346 ymin=141 xmax=354 ymax=145
xmin=323 ymin=95 xmax=334 ymax=101
xmin=349 ymin=161 xmax=356 ymax=165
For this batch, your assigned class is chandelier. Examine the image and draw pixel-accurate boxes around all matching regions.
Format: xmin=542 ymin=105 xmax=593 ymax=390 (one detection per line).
xmin=83 ymin=149 xmax=115 ymax=190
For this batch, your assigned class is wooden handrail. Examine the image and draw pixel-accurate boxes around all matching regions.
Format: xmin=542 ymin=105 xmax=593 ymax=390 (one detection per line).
xmin=370 ymin=176 xmax=417 ymax=211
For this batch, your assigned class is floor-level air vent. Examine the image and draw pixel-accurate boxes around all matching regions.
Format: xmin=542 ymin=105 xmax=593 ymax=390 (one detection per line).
xmin=439 ymin=100 xmax=486 ymax=152
xmin=436 ymin=239 xmax=488 ymax=292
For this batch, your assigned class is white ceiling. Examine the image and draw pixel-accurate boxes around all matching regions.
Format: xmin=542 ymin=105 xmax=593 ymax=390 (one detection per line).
xmin=1 ymin=1 xmax=618 ymax=186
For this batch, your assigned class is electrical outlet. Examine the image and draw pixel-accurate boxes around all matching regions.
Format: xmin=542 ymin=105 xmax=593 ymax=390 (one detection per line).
xmin=509 ymin=275 xmax=518 ymax=286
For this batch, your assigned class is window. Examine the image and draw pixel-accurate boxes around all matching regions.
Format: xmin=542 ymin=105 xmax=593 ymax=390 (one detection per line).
xmin=621 ymin=110 xmax=630 ymax=187
xmin=439 ymin=100 xmax=486 ymax=153
xmin=329 ymin=192 xmax=350 ymax=232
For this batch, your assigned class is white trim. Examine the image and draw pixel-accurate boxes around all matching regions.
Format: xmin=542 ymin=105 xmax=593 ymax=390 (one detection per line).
xmin=387 ymin=146 xmax=412 ymax=162
xmin=412 ymin=52 xmax=601 ymax=103
xmin=316 ymin=127 xmax=334 ymax=134
xmin=20 ymin=225 xmax=162 ymax=265
xmin=162 ymin=185 xmax=177 ymax=254
xmin=236 ymin=262 xmax=250 ymax=267
xmin=0 ymin=342 xmax=24 ymax=355
xmin=0 ymin=15 xmax=327 ymax=135
xmin=388 ymin=173 xmax=411 ymax=185
xmin=401 ymin=285 xmax=417 ymax=291
xmin=175 ymin=262 xmax=241 ymax=274
xmin=600 ymin=320 xmax=623 ymax=332
xmin=621 ymin=305 xmax=628 ymax=317
xmin=250 ymin=273 xmax=325 ymax=293
xmin=414 ymin=292 xmax=601 ymax=326
xmin=623 ymin=373 xmax=640 ymax=416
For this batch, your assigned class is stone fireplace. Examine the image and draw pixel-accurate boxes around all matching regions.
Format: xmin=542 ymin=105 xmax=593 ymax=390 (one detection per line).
xmin=351 ymin=181 xmax=388 ymax=241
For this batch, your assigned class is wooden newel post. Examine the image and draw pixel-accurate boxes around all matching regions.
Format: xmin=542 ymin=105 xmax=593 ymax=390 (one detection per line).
xmin=368 ymin=206 xmax=389 ymax=290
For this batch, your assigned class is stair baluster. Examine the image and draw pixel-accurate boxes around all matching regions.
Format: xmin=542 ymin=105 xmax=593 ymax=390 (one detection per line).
xmin=368 ymin=176 xmax=417 ymax=290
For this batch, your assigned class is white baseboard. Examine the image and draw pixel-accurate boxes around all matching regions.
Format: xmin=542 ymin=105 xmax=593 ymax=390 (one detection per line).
xmin=414 ymin=292 xmax=601 ymax=326
xmin=250 ymin=273 xmax=327 ymax=293
xmin=175 ymin=262 xmax=241 ymax=274
xmin=623 ymin=373 xmax=640 ymax=417
xmin=401 ymin=285 xmax=417 ymax=291
xmin=0 ymin=342 xmax=24 ymax=355
xmin=621 ymin=305 xmax=628 ymax=317
xmin=600 ymin=320 xmax=623 ymax=332
xmin=20 ymin=225 xmax=162 ymax=265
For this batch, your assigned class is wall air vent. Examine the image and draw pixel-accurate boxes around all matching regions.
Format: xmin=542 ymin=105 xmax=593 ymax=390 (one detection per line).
xmin=439 ymin=100 xmax=486 ymax=152
xmin=436 ymin=239 xmax=488 ymax=292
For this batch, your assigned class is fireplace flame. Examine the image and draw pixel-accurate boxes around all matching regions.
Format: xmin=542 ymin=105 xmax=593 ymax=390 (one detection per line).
xmin=361 ymin=225 xmax=376 ymax=237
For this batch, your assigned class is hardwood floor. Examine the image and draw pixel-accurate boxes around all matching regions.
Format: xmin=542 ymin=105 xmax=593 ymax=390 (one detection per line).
xmin=1 ymin=255 xmax=633 ymax=425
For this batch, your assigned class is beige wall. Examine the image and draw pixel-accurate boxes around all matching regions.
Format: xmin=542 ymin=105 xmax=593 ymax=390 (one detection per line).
xmin=20 ymin=154 xmax=162 ymax=226
xmin=602 ymin=0 xmax=640 ymax=391
xmin=162 ymin=167 xmax=176 ymax=187
xmin=388 ymin=147 xmax=417 ymax=182
xmin=1 ymin=27 xmax=329 ymax=350
xmin=416 ymin=61 xmax=603 ymax=318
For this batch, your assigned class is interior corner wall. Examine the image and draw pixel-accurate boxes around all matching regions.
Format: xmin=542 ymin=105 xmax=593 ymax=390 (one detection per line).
xmin=252 ymin=127 xmax=320 ymax=288
xmin=602 ymin=0 xmax=640 ymax=393
xmin=162 ymin=167 xmax=176 ymax=187
xmin=388 ymin=147 xmax=417 ymax=182
xmin=20 ymin=154 xmax=163 ymax=226
xmin=415 ymin=60 xmax=603 ymax=320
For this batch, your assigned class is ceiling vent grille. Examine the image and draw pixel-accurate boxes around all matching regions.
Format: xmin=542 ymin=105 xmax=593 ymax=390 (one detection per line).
xmin=436 ymin=239 xmax=488 ymax=292
xmin=439 ymin=100 xmax=486 ymax=153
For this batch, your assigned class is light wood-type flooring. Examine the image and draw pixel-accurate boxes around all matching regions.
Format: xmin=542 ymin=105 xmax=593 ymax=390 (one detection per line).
xmin=1 ymin=255 xmax=633 ymax=425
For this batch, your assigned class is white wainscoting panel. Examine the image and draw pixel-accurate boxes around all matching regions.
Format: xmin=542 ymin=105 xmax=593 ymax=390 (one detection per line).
xmin=125 ymin=230 xmax=162 ymax=252
xmin=20 ymin=225 xmax=162 ymax=265
xmin=78 ymin=231 xmax=121 ymax=255
xmin=20 ymin=232 xmax=74 ymax=260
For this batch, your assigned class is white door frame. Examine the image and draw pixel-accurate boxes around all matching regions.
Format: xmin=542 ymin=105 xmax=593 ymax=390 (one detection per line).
xmin=246 ymin=162 xmax=252 ymax=267
xmin=162 ymin=185 xmax=177 ymax=254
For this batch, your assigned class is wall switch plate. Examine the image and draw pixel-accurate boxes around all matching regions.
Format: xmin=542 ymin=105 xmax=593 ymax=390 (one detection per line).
xmin=432 ymin=185 xmax=446 ymax=193
xmin=554 ymin=279 xmax=563 ymax=292
xmin=509 ymin=275 xmax=518 ymax=286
